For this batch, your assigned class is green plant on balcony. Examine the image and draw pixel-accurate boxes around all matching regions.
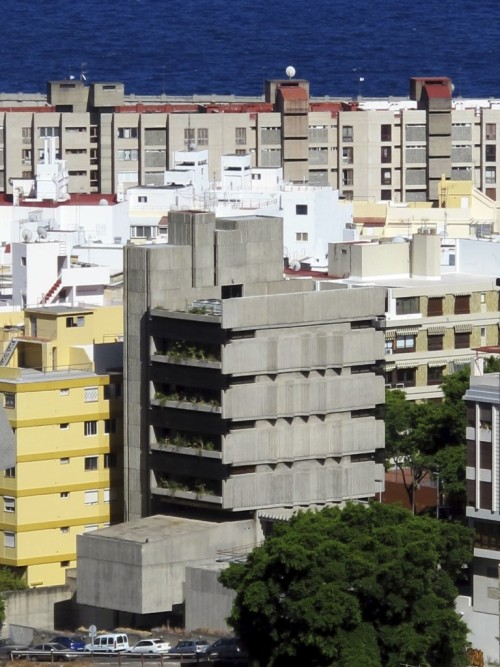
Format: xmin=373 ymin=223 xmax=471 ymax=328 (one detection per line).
xmin=167 ymin=341 xmax=219 ymax=363
xmin=188 ymin=306 xmax=207 ymax=315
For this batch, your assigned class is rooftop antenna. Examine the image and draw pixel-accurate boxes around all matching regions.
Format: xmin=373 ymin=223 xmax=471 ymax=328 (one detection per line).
xmin=285 ymin=66 xmax=296 ymax=80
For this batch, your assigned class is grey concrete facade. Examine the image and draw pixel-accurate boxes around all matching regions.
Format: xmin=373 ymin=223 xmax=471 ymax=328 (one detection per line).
xmin=124 ymin=211 xmax=385 ymax=522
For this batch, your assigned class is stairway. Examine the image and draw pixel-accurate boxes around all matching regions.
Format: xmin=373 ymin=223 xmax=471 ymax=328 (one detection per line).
xmin=42 ymin=277 xmax=62 ymax=304
xmin=0 ymin=338 xmax=18 ymax=366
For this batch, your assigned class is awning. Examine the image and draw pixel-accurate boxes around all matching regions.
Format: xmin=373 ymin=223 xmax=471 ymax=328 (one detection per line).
xmin=385 ymin=330 xmax=396 ymax=340
xmin=395 ymin=360 xmax=420 ymax=369
xmin=450 ymin=357 xmax=473 ymax=366
xmin=385 ymin=363 xmax=396 ymax=372
xmin=455 ymin=323 xmax=473 ymax=333
xmin=428 ymin=359 xmax=448 ymax=367
xmin=454 ymin=292 xmax=472 ymax=297
xmin=427 ymin=326 xmax=446 ymax=335
xmin=395 ymin=327 xmax=420 ymax=336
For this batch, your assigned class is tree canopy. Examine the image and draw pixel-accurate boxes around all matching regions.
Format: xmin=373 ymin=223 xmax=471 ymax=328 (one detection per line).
xmin=220 ymin=503 xmax=472 ymax=667
xmin=0 ymin=567 xmax=26 ymax=623
xmin=382 ymin=368 xmax=471 ymax=513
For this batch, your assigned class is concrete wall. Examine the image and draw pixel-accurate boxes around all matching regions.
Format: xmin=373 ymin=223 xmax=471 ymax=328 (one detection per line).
xmin=184 ymin=566 xmax=235 ymax=634
xmin=3 ymin=586 xmax=72 ymax=637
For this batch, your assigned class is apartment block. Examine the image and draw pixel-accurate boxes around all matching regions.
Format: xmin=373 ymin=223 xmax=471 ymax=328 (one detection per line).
xmin=0 ymin=305 xmax=123 ymax=586
xmin=1 ymin=76 xmax=500 ymax=204
xmin=327 ymin=235 xmax=500 ymax=400
xmin=124 ymin=210 xmax=386 ymax=522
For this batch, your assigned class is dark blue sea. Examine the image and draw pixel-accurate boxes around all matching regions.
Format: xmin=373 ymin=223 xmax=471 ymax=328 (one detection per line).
xmin=2 ymin=0 xmax=498 ymax=100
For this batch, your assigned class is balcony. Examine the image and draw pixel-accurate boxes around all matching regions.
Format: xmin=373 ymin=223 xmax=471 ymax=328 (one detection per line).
xmin=151 ymin=392 xmax=221 ymax=414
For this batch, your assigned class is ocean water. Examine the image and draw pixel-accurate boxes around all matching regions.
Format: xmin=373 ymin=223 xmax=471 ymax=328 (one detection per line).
xmin=2 ymin=0 xmax=499 ymax=99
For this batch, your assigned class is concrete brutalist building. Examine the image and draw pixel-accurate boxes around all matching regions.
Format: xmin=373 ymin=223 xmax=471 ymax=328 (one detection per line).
xmin=77 ymin=211 xmax=386 ymax=627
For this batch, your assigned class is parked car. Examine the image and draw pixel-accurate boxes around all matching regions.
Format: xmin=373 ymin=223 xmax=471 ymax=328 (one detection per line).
xmin=208 ymin=637 xmax=248 ymax=663
xmin=49 ymin=637 xmax=85 ymax=652
xmin=84 ymin=633 xmax=129 ymax=653
xmin=28 ymin=643 xmax=76 ymax=661
xmin=128 ymin=638 xmax=171 ymax=655
xmin=0 ymin=644 xmax=31 ymax=660
xmin=168 ymin=639 xmax=210 ymax=656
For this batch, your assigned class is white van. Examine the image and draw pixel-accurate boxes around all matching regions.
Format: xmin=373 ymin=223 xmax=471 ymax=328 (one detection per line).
xmin=84 ymin=633 xmax=129 ymax=653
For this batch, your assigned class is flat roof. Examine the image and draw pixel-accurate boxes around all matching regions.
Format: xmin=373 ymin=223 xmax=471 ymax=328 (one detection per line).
xmin=85 ymin=514 xmax=217 ymax=544
xmin=24 ymin=306 xmax=94 ymax=316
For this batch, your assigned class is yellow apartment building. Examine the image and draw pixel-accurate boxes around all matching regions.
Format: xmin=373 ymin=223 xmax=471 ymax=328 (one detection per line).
xmin=0 ymin=304 xmax=123 ymax=586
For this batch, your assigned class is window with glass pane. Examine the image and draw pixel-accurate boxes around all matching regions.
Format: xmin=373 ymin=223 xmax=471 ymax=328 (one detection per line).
xmin=342 ymin=126 xmax=353 ymax=142
xmin=454 ymin=332 xmax=470 ymax=349
xmin=395 ymin=297 xmax=419 ymax=315
xmin=381 ymin=124 xmax=392 ymax=142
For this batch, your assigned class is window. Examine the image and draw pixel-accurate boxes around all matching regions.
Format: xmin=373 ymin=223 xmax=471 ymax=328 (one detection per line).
xmin=387 ymin=367 xmax=416 ymax=388
xmin=4 ymin=393 xmax=15 ymax=409
xmin=427 ymin=297 xmax=443 ymax=316
xmin=381 ymin=189 xmax=392 ymax=201
xmin=60 ymin=492 xmax=69 ymax=499
xmin=4 ymin=497 xmax=15 ymax=513
xmin=84 ymin=386 xmax=98 ymax=402
xmin=4 ymin=532 xmax=15 ymax=548
xmin=381 ymin=168 xmax=391 ymax=185
xmin=428 ymin=335 xmax=444 ymax=351
xmin=296 ymin=232 xmax=308 ymax=241
xmin=103 ymin=488 xmax=110 ymax=503
xmin=117 ymin=149 xmax=138 ymax=161
xmin=22 ymin=149 xmax=32 ymax=166
xmin=296 ymin=205 xmax=308 ymax=215
xmin=22 ymin=127 xmax=31 ymax=144
xmin=342 ymin=147 xmax=353 ymax=164
xmin=61 ymin=561 xmax=70 ymax=567
xmin=66 ymin=316 xmax=85 ymax=328
xmin=84 ymin=421 xmax=97 ymax=436
xmin=137 ymin=195 xmax=147 ymax=203
xmin=342 ymin=169 xmax=353 ymax=186
xmin=342 ymin=126 xmax=353 ymax=142
xmin=486 ymin=145 xmax=496 ymax=162
xmin=428 ymin=365 xmax=445 ymax=385
xmin=184 ymin=128 xmax=195 ymax=149
xmin=60 ymin=527 xmax=69 ymax=534
xmin=104 ymin=383 xmax=121 ymax=400
xmin=104 ymin=453 xmax=117 ymax=468
xmin=65 ymin=148 xmax=87 ymax=155
xmin=486 ymin=167 xmax=496 ymax=184
xmin=131 ymin=225 xmax=158 ymax=239
xmin=60 ymin=423 xmax=69 ymax=430
xmin=486 ymin=123 xmax=496 ymax=140
xmin=381 ymin=124 xmax=392 ymax=142
xmin=454 ymin=295 xmax=470 ymax=314
xmin=84 ymin=490 xmax=98 ymax=506
xmin=395 ymin=297 xmax=419 ymax=315
xmin=197 ymin=128 xmax=208 ymax=146
xmin=395 ymin=335 xmax=416 ymax=352
xmin=4 ymin=467 xmax=15 ymax=479
xmin=60 ymin=388 xmax=69 ymax=396
xmin=235 ymin=127 xmax=247 ymax=145
xmin=455 ymin=332 xmax=470 ymax=349
xmin=104 ymin=419 xmax=116 ymax=435
xmin=381 ymin=146 xmax=392 ymax=163
xmin=39 ymin=127 xmax=59 ymax=138
xmin=65 ymin=126 xmax=87 ymax=133
xmin=84 ymin=456 xmax=98 ymax=471
xmin=118 ymin=127 xmax=138 ymax=139
xmin=60 ymin=457 xmax=69 ymax=465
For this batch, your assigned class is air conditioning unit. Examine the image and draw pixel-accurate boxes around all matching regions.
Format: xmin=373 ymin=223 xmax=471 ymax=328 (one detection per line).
xmin=385 ymin=383 xmax=392 ymax=390
xmin=395 ymin=382 xmax=405 ymax=389
xmin=386 ymin=349 xmax=393 ymax=355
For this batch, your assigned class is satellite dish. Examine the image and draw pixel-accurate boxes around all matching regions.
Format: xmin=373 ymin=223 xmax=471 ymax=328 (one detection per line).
xmin=37 ymin=226 xmax=48 ymax=239
xmin=290 ymin=259 xmax=301 ymax=271
xmin=285 ymin=65 xmax=296 ymax=80
xmin=99 ymin=199 xmax=109 ymax=206
xmin=22 ymin=229 xmax=32 ymax=242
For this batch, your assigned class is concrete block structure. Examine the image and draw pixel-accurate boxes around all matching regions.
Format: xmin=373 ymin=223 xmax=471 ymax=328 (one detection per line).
xmin=76 ymin=210 xmax=385 ymax=622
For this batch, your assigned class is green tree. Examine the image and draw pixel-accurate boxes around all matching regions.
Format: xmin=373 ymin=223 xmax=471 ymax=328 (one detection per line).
xmin=220 ymin=503 xmax=472 ymax=667
xmin=0 ymin=567 xmax=26 ymax=623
